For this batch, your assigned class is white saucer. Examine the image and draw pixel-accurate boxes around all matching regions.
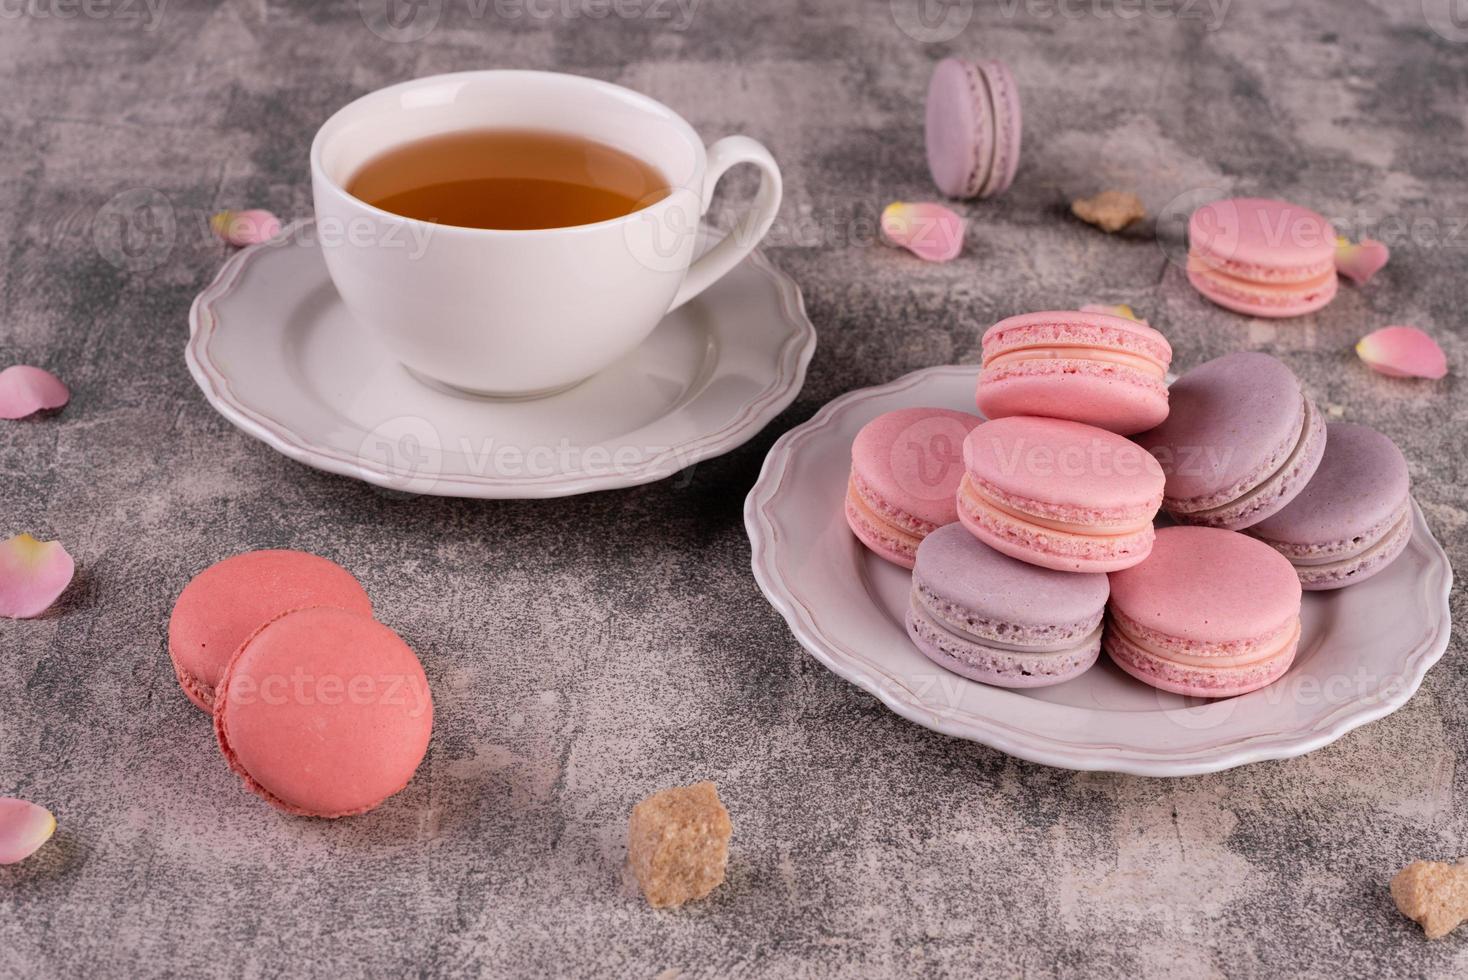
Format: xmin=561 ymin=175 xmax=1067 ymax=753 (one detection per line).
xmin=187 ymin=222 xmax=814 ymax=498
xmin=745 ymin=365 xmax=1454 ymax=776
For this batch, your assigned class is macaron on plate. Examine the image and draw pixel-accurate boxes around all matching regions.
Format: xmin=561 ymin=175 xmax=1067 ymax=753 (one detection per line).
xmin=745 ymin=365 xmax=1452 ymax=776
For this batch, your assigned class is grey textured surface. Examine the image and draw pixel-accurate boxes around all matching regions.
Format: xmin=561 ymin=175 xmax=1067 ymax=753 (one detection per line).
xmin=1 ymin=1 xmax=1465 ymax=976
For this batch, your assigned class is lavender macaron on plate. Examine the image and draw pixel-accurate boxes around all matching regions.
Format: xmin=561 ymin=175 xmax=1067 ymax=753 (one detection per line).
xmin=745 ymin=365 xmax=1453 ymax=776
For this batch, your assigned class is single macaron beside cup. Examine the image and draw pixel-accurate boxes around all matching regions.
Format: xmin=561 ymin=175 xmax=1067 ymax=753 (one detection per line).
xmin=907 ymin=524 xmax=1110 ymax=688
xmin=213 ymin=606 xmax=433 ymax=818
xmin=925 ymin=58 xmax=1022 ymax=200
xmin=1137 ymin=352 xmax=1325 ymax=531
xmin=957 ymin=416 xmax=1165 ymax=573
xmin=977 ymin=310 xmax=1173 ymax=435
xmin=1186 ymin=197 xmax=1338 ymax=317
xmin=1105 ymin=526 xmax=1302 ymax=698
xmin=168 ymin=549 xmax=373 ymax=712
xmin=1248 ymin=423 xmax=1412 ymax=590
xmin=846 ymin=407 xmax=984 ymax=568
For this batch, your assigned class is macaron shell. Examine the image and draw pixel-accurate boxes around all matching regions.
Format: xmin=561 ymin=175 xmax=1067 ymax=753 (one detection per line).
xmin=907 ymin=606 xmax=1100 ymax=688
xmin=925 ymin=58 xmax=991 ymax=199
xmin=912 ymin=523 xmax=1109 ymax=640
xmin=977 ymin=61 xmax=1021 ymax=197
xmin=964 ymin=416 xmax=1165 ymax=517
xmin=168 ymin=550 xmax=373 ymax=712
xmin=214 ymin=606 xmax=433 ymax=818
xmin=850 ymin=407 xmax=982 ymax=529
xmin=1137 ymin=352 xmax=1310 ymax=515
xmin=1189 ymin=198 xmax=1337 ymax=275
xmin=1107 ymin=526 xmax=1301 ymax=647
xmin=978 ymin=366 xmax=1169 ymax=436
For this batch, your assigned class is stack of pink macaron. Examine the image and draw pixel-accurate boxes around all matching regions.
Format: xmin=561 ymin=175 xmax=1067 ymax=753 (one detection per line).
xmin=168 ymin=549 xmax=433 ymax=818
xmin=845 ymin=308 xmax=1413 ymax=699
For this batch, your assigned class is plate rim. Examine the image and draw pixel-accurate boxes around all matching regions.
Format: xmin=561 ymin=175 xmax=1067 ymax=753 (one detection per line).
xmin=744 ymin=364 xmax=1455 ymax=776
xmin=186 ymin=220 xmax=816 ymax=499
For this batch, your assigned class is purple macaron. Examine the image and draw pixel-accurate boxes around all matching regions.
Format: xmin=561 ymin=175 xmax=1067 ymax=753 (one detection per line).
xmin=1137 ymin=352 xmax=1325 ymax=530
xmin=925 ymin=58 xmax=1022 ymax=200
xmin=906 ymin=524 xmax=1109 ymax=688
xmin=1247 ymin=423 xmax=1412 ymax=590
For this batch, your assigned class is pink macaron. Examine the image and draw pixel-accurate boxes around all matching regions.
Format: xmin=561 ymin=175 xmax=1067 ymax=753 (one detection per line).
xmin=1105 ymin=526 xmax=1302 ymax=698
xmin=846 ymin=407 xmax=984 ymax=568
xmin=1137 ymin=352 xmax=1325 ymax=531
xmin=1187 ymin=197 xmax=1338 ymax=317
xmin=957 ymin=416 xmax=1165 ymax=573
xmin=925 ymin=57 xmax=1022 ymax=200
xmin=977 ymin=310 xmax=1173 ymax=435
xmin=214 ymin=606 xmax=433 ymax=818
xmin=168 ymin=549 xmax=373 ymax=712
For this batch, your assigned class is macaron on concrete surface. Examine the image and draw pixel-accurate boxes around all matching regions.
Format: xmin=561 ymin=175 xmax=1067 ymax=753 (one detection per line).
xmin=907 ymin=524 xmax=1109 ymax=688
xmin=213 ymin=606 xmax=433 ymax=818
xmin=977 ymin=310 xmax=1173 ymax=435
xmin=168 ymin=549 xmax=373 ymax=712
xmin=845 ymin=407 xmax=983 ymax=568
xmin=957 ymin=416 xmax=1165 ymax=573
xmin=1186 ymin=197 xmax=1338 ymax=317
xmin=925 ymin=57 xmax=1021 ymax=200
xmin=1248 ymin=423 xmax=1412 ymax=590
xmin=1137 ymin=352 xmax=1325 ymax=531
xmin=1104 ymin=526 xmax=1302 ymax=698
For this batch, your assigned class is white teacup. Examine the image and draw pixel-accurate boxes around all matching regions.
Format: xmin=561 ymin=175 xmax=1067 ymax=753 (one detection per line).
xmin=310 ymin=70 xmax=782 ymax=398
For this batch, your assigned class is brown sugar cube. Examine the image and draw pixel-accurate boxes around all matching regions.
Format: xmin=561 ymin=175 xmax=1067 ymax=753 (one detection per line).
xmin=1071 ymin=190 xmax=1146 ymax=233
xmin=1391 ymin=859 xmax=1468 ymax=939
xmin=628 ymin=781 xmax=732 ymax=908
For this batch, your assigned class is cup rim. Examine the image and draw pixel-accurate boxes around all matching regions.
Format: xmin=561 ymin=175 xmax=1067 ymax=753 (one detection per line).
xmin=309 ymin=69 xmax=706 ymax=238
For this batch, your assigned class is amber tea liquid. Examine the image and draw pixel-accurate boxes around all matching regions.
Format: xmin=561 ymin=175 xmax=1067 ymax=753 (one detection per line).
xmin=345 ymin=129 xmax=672 ymax=231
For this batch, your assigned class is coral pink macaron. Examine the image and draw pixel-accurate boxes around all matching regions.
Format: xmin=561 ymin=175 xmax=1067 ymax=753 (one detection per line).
xmin=214 ymin=606 xmax=433 ymax=818
xmin=977 ymin=310 xmax=1173 ymax=435
xmin=1105 ymin=526 xmax=1302 ymax=698
xmin=168 ymin=549 xmax=373 ymax=712
xmin=846 ymin=407 xmax=984 ymax=568
xmin=1187 ymin=197 xmax=1338 ymax=317
xmin=957 ymin=416 xmax=1165 ymax=573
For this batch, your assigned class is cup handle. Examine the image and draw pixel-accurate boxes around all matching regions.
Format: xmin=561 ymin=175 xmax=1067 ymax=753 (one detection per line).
xmin=667 ymin=135 xmax=783 ymax=312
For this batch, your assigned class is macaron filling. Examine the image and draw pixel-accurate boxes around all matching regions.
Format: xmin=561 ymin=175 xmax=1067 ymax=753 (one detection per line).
xmin=908 ymin=605 xmax=1102 ymax=684
xmin=1187 ymin=257 xmax=1338 ymax=308
xmin=1109 ymin=607 xmax=1298 ymax=668
xmin=1187 ymin=252 xmax=1336 ymax=285
xmin=1104 ymin=617 xmax=1299 ymax=696
xmin=960 ymin=474 xmax=1158 ymax=535
xmin=845 ymin=479 xmax=924 ymax=564
xmin=982 ymin=319 xmax=1172 ymax=373
xmin=982 ymin=345 xmax=1167 ymax=380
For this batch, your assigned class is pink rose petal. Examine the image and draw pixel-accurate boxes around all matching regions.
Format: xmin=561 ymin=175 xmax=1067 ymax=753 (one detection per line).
xmin=0 ymin=366 xmax=69 ymax=420
xmin=0 ymin=533 xmax=75 ymax=619
xmin=881 ymin=202 xmax=964 ymax=262
xmin=0 ymin=798 xmax=55 ymax=864
xmin=1080 ymin=303 xmax=1149 ymax=327
xmin=210 ymin=209 xmax=281 ymax=247
xmin=1357 ymin=325 xmax=1447 ymax=380
xmin=1335 ymin=236 xmax=1390 ymax=286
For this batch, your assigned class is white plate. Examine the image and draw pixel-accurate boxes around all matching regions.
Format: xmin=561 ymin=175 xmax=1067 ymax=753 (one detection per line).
xmin=745 ymin=365 xmax=1454 ymax=776
xmin=187 ymin=222 xmax=814 ymax=498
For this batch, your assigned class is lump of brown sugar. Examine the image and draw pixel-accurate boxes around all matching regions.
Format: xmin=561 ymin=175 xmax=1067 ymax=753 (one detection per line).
xmin=1071 ymin=190 xmax=1146 ymax=233
xmin=628 ymin=781 xmax=732 ymax=908
xmin=1391 ymin=859 xmax=1468 ymax=939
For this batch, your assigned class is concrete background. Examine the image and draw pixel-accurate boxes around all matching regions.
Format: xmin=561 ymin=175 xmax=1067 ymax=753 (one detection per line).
xmin=1 ymin=0 xmax=1465 ymax=976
